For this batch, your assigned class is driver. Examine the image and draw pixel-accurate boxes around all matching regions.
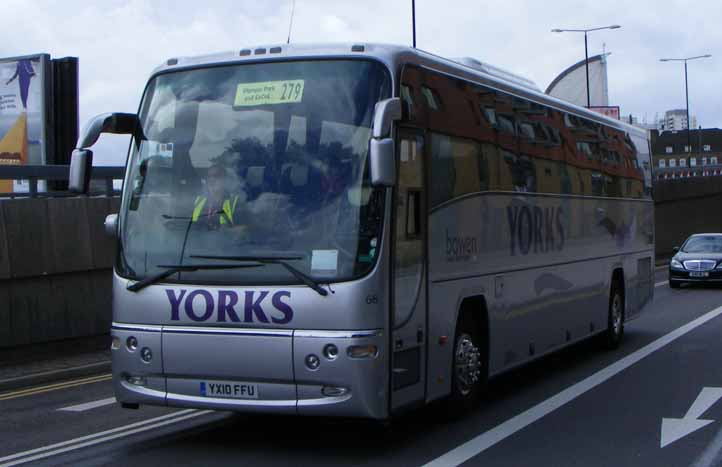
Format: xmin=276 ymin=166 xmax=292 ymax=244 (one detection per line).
xmin=192 ymin=163 xmax=243 ymax=230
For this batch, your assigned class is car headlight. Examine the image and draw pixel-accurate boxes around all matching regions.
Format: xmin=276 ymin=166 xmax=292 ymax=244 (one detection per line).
xmin=716 ymin=262 xmax=722 ymax=270
xmin=670 ymin=259 xmax=684 ymax=269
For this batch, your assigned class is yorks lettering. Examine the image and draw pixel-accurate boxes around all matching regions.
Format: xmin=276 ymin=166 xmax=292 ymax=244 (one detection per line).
xmin=166 ymin=289 xmax=293 ymax=324
xmin=507 ymin=204 xmax=565 ymax=256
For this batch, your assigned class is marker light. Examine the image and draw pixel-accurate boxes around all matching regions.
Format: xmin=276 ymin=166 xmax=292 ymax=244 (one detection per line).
xmin=305 ymin=354 xmax=320 ymax=370
xmin=126 ymin=375 xmax=147 ymax=386
xmin=347 ymin=345 xmax=378 ymax=359
xmin=322 ymin=386 xmax=348 ymax=397
xmin=140 ymin=347 xmax=153 ymax=363
xmin=323 ymin=344 xmax=338 ymax=360
xmin=126 ymin=336 xmax=138 ymax=351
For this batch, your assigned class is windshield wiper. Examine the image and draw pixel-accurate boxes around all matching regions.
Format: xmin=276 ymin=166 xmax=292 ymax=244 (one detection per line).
xmin=127 ymin=263 xmax=262 ymax=293
xmin=190 ymin=254 xmax=329 ymax=297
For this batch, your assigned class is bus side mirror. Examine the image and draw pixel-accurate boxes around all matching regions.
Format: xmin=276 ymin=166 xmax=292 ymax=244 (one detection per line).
xmin=370 ymin=138 xmax=395 ymax=186
xmin=104 ymin=213 xmax=119 ymax=237
xmin=69 ymin=149 xmax=93 ymax=193
xmin=369 ymin=98 xmax=401 ymax=186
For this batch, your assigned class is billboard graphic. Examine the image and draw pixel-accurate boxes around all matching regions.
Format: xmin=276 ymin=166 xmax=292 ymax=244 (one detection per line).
xmin=589 ymin=106 xmax=621 ymax=120
xmin=0 ymin=54 xmax=49 ymax=193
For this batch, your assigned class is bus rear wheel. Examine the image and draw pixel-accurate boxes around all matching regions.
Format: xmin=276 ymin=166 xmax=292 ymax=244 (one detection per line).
xmin=603 ymin=280 xmax=625 ymax=349
xmin=449 ymin=316 xmax=484 ymax=412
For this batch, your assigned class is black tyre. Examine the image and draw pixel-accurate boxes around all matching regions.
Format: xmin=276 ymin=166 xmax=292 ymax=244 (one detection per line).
xmin=669 ymin=280 xmax=681 ymax=289
xmin=603 ymin=279 xmax=625 ymax=349
xmin=448 ymin=314 xmax=485 ymax=413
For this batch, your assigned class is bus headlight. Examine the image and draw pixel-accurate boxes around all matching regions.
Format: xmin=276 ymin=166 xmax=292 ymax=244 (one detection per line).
xmin=140 ymin=347 xmax=153 ymax=363
xmin=126 ymin=336 xmax=138 ymax=351
xmin=323 ymin=344 xmax=338 ymax=360
xmin=305 ymin=354 xmax=320 ymax=370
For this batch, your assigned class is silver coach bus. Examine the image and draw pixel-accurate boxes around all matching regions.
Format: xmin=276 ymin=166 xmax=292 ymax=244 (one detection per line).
xmin=70 ymin=43 xmax=654 ymax=419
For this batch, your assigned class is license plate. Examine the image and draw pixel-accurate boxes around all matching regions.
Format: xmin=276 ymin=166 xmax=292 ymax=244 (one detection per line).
xmin=690 ymin=271 xmax=709 ymax=278
xmin=200 ymin=381 xmax=258 ymax=399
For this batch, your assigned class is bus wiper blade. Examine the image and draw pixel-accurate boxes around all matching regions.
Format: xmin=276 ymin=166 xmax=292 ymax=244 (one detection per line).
xmin=127 ymin=263 xmax=262 ymax=293
xmin=190 ymin=255 xmax=328 ymax=297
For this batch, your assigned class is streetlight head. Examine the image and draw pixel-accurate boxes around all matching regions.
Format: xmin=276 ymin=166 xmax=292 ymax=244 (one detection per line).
xmin=609 ymin=25 xmax=621 ymax=29
xmin=551 ymin=29 xmax=563 ymax=33
xmin=704 ymin=54 xmax=712 ymax=58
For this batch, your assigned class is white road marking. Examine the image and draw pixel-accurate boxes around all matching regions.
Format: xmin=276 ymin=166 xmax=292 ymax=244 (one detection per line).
xmin=58 ymin=397 xmax=116 ymax=412
xmin=0 ymin=409 xmax=211 ymax=467
xmin=661 ymin=387 xmax=722 ymax=448
xmin=422 ymin=304 xmax=722 ymax=467
xmin=655 ymin=281 xmax=667 ymax=288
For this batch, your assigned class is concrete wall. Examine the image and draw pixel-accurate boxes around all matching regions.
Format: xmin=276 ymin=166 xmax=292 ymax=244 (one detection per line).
xmin=0 ymin=196 xmax=119 ymax=348
xmin=655 ymin=177 xmax=722 ymax=258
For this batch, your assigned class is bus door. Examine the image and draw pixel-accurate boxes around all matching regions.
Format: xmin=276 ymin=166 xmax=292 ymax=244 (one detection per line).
xmin=391 ymin=128 xmax=428 ymax=412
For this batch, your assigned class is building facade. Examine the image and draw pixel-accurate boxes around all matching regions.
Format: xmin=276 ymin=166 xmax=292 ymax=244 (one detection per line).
xmin=660 ymin=109 xmax=698 ymax=132
xmin=652 ymin=128 xmax=722 ymax=180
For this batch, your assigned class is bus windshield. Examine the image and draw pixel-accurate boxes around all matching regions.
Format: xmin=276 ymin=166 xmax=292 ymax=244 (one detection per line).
xmin=118 ymin=59 xmax=390 ymax=286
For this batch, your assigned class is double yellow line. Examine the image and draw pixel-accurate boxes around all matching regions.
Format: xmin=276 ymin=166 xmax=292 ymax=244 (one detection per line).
xmin=0 ymin=374 xmax=112 ymax=401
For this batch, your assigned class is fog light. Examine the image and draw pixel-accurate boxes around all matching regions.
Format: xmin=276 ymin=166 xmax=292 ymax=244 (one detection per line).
xmin=322 ymin=386 xmax=348 ymax=397
xmin=347 ymin=345 xmax=378 ymax=359
xmin=111 ymin=336 xmax=121 ymax=350
xmin=126 ymin=375 xmax=147 ymax=386
xmin=140 ymin=347 xmax=153 ymax=363
xmin=323 ymin=344 xmax=338 ymax=360
xmin=305 ymin=354 xmax=320 ymax=370
xmin=126 ymin=336 xmax=138 ymax=351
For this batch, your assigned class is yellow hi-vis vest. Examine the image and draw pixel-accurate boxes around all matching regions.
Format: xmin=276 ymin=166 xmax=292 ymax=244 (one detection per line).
xmin=192 ymin=196 xmax=239 ymax=225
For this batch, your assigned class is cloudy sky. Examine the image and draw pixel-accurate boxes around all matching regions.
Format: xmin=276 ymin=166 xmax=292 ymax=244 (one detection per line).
xmin=2 ymin=0 xmax=720 ymax=165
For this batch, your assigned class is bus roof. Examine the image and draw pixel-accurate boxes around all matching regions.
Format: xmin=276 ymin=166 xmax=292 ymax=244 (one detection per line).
xmin=152 ymin=42 xmax=647 ymax=138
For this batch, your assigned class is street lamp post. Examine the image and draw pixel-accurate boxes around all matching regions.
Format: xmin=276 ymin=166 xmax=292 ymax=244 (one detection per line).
xmin=660 ymin=55 xmax=712 ymax=165
xmin=552 ymin=25 xmax=621 ymax=108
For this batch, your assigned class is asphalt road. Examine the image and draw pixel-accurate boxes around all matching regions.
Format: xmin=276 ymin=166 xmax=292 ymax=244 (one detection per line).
xmin=3 ymin=268 xmax=722 ymax=467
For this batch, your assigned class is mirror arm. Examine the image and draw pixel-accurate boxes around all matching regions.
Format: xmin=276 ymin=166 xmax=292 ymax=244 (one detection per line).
xmin=78 ymin=113 xmax=141 ymax=149
xmin=372 ymin=98 xmax=402 ymax=139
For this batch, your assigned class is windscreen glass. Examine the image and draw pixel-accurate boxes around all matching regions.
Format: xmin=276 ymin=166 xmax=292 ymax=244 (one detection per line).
xmin=682 ymin=236 xmax=722 ymax=253
xmin=118 ymin=59 xmax=390 ymax=285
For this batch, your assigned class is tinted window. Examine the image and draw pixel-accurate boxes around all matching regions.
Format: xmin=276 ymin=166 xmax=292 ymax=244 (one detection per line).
xmin=683 ymin=236 xmax=722 ymax=253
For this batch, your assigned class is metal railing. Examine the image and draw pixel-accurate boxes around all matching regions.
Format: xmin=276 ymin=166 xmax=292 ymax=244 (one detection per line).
xmin=0 ymin=165 xmax=125 ymax=198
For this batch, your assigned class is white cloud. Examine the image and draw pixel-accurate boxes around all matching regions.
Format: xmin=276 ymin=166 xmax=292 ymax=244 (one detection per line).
xmin=2 ymin=0 xmax=721 ymax=165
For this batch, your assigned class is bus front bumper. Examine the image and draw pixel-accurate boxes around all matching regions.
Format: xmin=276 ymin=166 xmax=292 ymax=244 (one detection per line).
xmin=111 ymin=324 xmax=389 ymax=419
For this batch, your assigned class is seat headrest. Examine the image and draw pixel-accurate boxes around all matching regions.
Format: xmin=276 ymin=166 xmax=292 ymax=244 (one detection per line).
xmin=290 ymin=165 xmax=309 ymax=187
xmin=246 ymin=166 xmax=265 ymax=188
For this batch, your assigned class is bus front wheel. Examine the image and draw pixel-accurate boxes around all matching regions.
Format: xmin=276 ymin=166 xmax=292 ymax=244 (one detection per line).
xmin=448 ymin=315 xmax=484 ymax=412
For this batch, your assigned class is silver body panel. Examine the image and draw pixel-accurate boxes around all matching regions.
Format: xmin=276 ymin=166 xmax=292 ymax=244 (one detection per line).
xmin=111 ymin=42 xmax=653 ymax=419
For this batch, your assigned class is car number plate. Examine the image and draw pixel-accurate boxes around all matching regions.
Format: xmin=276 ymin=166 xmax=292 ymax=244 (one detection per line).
xmin=690 ymin=271 xmax=709 ymax=278
xmin=200 ymin=381 xmax=258 ymax=399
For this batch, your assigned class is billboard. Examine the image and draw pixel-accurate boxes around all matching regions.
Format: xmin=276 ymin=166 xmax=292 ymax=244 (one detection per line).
xmin=0 ymin=54 xmax=51 ymax=193
xmin=589 ymin=106 xmax=621 ymax=120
